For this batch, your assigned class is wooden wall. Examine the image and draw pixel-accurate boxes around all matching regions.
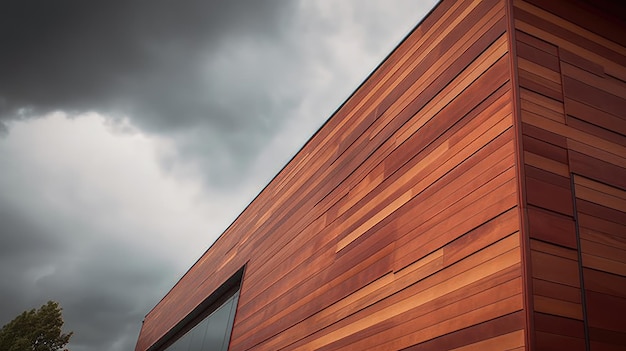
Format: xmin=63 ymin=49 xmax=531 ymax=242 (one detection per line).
xmin=512 ymin=0 xmax=626 ymax=349
xmin=136 ymin=0 xmax=527 ymax=350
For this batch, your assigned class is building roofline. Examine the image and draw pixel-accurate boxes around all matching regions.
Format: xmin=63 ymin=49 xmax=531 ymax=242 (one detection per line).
xmin=143 ymin=0 xmax=443 ymax=321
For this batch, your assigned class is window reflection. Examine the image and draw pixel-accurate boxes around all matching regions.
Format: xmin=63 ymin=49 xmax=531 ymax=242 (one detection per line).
xmin=164 ymin=291 xmax=239 ymax=351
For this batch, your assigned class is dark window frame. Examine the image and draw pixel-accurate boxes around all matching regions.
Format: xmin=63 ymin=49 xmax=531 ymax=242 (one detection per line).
xmin=151 ymin=267 xmax=245 ymax=351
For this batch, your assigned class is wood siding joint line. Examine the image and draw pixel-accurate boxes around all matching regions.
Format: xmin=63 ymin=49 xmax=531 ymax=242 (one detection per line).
xmin=570 ymin=174 xmax=591 ymax=351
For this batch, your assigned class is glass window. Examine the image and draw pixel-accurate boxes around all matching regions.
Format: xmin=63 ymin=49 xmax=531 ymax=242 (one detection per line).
xmin=164 ymin=291 xmax=239 ymax=351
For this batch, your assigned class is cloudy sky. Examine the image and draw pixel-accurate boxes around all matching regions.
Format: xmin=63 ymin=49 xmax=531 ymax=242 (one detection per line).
xmin=0 ymin=1 xmax=439 ymax=350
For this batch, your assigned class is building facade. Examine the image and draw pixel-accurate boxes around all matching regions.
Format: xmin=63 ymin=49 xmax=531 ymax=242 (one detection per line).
xmin=136 ymin=0 xmax=626 ymax=349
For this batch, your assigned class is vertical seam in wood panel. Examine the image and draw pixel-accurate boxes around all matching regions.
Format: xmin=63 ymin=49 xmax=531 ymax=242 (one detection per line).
xmin=505 ymin=0 xmax=533 ymax=350
xmin=559 ymin=27 xmax=590 ymax=346
xmin=570 ymin=166 xmax=591 ymax=349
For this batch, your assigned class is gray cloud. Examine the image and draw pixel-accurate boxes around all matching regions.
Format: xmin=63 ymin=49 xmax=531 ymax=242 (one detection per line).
xmin=0 ymin=0 xmax=297 ymax=185
xmin=0 ymin=115 xmax=225 ymax=351
xmin=0 ymin=196 xmax=191 ymax=351
xmin=35 ymin=241 xmax=176 ymax=351
xmin=0 ymin=0 xmax=292 ymax=117
xmin=0 ymin=179 xmax=180 ymax=351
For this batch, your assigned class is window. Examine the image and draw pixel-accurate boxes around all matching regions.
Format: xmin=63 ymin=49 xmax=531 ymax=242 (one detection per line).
xmin=155 ymin=268 xmax=244 ymax=351
xmin=163 ymin=290 xmax=239 ymax=351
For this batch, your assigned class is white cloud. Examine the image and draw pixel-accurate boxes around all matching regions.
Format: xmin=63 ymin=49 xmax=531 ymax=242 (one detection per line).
xmin=2 ymin=113 xmax=259 ymax=265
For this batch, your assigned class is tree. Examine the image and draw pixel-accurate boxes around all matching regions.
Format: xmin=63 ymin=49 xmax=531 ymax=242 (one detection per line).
xmin=0 ymin=301 xmax=73 ymax=351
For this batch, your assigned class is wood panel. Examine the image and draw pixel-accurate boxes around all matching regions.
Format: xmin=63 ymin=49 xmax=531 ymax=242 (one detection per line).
xmin=534 ymin=312 xmax=586 ymax=350
xmin=135 ymin=0 xmax=526 ymax=350
xmin=513 ymin=0 xmax=626 ymax=349
xmin=575 ymin=177 xmax=626 ymax=350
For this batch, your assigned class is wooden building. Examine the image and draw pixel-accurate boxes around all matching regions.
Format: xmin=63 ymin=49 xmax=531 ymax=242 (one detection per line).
xmin=135 ymin=0 xmax=626 ymax=349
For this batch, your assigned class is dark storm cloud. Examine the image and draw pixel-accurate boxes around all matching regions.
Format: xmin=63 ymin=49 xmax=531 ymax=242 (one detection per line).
xmin=0 ymin=0 xmax=297 ymax=184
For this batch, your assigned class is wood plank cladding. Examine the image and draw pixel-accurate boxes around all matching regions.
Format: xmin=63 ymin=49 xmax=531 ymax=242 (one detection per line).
xmin=575 ymin=176 xmax=626 ymax=350
xmin=136 ymin=0 xmax=626 ymax=350
xmin=513 ymin=0 xmax=626 ymax=349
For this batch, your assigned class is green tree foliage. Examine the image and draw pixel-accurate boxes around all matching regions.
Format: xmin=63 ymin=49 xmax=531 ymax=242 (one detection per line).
xmin=0 ymin=301 xmax=73 ymax=351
